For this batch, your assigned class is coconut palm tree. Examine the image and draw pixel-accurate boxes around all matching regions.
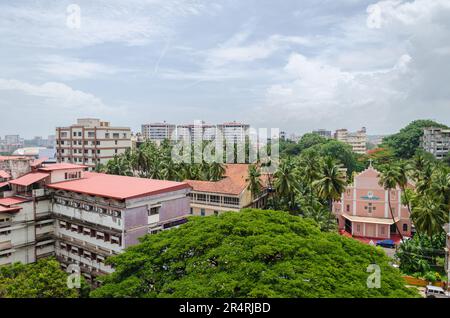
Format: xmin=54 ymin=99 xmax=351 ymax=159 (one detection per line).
xmin=298 ymin=196 xmax=337 ymax=232
xmin=396 ymin=160 xmax=413 ymax=215
xmin=246 ymin=164 xmax=262 ymax=200
xmin=411 ymin=195 xmax=448 ymax=238
xmin=431 ymin=170 xmax=450 ymax=208
xmin=379 ymin=165 xmax=404 ymax=240
xmin=274 ymin=158 xmax=299 ymax=211
xmin=313 ymin=157 xmax=347 ymax=212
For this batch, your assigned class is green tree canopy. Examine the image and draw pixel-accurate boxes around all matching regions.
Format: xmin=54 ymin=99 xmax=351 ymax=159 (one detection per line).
xmin=91 ymin=209 xmax=418 ymax=298
xmin=381 ymin=120 xmax=448 ymax=159
xmin=0 ymin=258 xmax=81 ymax=298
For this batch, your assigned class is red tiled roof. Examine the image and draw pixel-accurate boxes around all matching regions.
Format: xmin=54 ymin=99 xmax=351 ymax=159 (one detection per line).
xmin=185 ymin=164 xmax=253 ymax=195
xmin=0 ymin=196 xmax=30 ymax=207
xmin=47 ymin=172 xmax=190 ymax=200
xmin=9 ymin=172 xmax=50 ymax=187
xmin=39 ymin=163 xmax=87 ymax=171
xmin=0 ymin=205 xmax=21 ymax=213
xmin=31 ymin=158 xmax=48 ymax=168
xmin=0 ymin=170 xmax=10 ymax=179
xmin=0 ymin=156 xmax=29 ymax=161
xmin=0 ymin=181 xmax=9 ymax=188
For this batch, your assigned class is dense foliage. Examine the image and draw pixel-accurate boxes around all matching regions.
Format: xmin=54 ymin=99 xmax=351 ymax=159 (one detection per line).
xmin=396 ymin=233 xmax=446 ymax=276
xmin=91 ymin=209 xmax=418 ymax=298
xmin=381 ymin=120 xmax=448 ymax=159
xmin=96 ymin=140 xmax=226 ymax=182
xmin=0 ymin=258 xmax=82 ymax=298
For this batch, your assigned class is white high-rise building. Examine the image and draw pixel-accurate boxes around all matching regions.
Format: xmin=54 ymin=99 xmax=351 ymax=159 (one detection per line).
xmin=55 ymin=119 xmax=132 ymax=170
xmin=421 ymin=127 xmax=450 ymax=160
xmin=141 ymin=122 xmax=176 ymax=144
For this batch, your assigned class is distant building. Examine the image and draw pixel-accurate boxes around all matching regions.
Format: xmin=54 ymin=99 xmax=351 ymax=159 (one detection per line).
xmin=0 ymin=135 xmax=24 ymax=154
xmin=0 ymin=160 xmax=191 ymax=283
xmin=185 ymin=164 xmax=269 ymax=216
xmin=421 ymin=127 xmax=450 ymax=160
xmin=12 ymin=147 xmax=48 ymax=158
xmin=334 ymin=127 xmax=368 ymax=154
xmin=216 ymin=122 xmax=250 ymax=144
xmin=333 ymin=164 xmax=411 ymax=241
xmin=177 ymin=121 xmax=217 ymax=143
xmin=55 ymin=119 xmax=132 ymax=170
xmin=313 ymin=129 xmax=332 ymax=139
xmin=141 ymin=122 xmax=176 ymax=144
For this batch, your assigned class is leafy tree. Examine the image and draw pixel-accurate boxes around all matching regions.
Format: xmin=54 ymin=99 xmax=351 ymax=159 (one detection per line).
xmin=0 ymin=258 xmax=81 ymax=298
xmin=298 ymin=133 xmax=327 ymax=152
xmin=246 ymin=164 xmax=262 ymax=199
xmin=273 ymin=158 xmax=299 ymax=211
xmin=378 ymin=165 xmax=404 ymax=240
xmin=313 ymin=157 xmax=347 ymax=211
xmin=91 ymin=209 xmax=419 ymax=298
xmin=411 ymin=195 xmax=448 ymax=238
xmin=381 ymin=120 xmax=448 ymax=159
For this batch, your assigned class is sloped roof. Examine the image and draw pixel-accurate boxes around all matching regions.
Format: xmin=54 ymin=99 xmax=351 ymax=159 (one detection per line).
xmin=47 ymin=172 xmax=190 ymax=200
xmin=9 ymin=172 xmax=50 ymax=187
xmin=185 ymin=164 xmax=254 ymax=196
xmin=0 ymin=170 xmax=10 ymax=179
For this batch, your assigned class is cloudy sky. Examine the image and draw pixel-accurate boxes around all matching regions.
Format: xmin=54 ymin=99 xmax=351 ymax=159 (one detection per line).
xmin=0 ymin=0 xmax=449 ymax=138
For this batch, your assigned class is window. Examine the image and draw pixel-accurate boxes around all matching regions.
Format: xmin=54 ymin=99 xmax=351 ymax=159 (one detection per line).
xmin=356 ymin=224 xmax=361 ymax=232
xmin=149 ymin=207 xmax=160 ymax=216
xmin=200 ymin=209 xmax=206 ymax=216
xmin=88 ymin=132 xmax=95 ymax=138
xmin=197 ymin=194 xmax=206 ymax=202
xmin=381 ymin=226 xmax=385 ymax=235
xmin=105 ymin=133 xmax=110 ymax=139
xmin=190 ymin=208 xmax=193 ymax=215
xmin=210 ymin=195 xmax=220 ymax=203
xmin=403 ymin=224 xmax=408 ymax=232
xmin=223 ymin=196 xmax=239 ymax=206
xmin=0 ymin=230 xmax=11 ymax=236
xmin=346 ymin=205 xmax=350 ymax=212
xmin=113 ymin=133 xmax=120 ymax=139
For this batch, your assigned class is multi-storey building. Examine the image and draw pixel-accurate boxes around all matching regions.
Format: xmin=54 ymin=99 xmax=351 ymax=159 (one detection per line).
xmin=185 ymin=164 xmax=269 ymax=216
xmin=177 ymin=121 xmax=217 ymax=143
xmin=141 ymin=122 xmax=176 ymax=144
xmin=313 ymin=129 xmax=332 ymax=139
xmin=0 ymin=159 xmax=191 ymax=283
xmin=55 ymin=119 xmax=132 ymax=170
xmin=421 ymin=127 xmax=450 ymax=160
xmin=333 ymin=163 xmax=411 ymax=242
xmin=334 ymin=127 xmax=367 ymax=154
xmin=216 ymin=122 xmax=250 ymax=144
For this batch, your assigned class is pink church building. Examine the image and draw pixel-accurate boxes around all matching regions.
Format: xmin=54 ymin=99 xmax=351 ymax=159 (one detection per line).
xmin=333 ymin=164 xmax=412 ymax=241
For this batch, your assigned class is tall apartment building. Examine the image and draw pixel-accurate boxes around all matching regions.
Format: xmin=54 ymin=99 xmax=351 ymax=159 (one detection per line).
xmin=216 ymin=122 xmax=250 ymax=143
xmin=313 ymin=129 xmax=332 ymax=139
xmin=177 ymin=121 xmax=217 ymax=143
xmin=421 ymin=127 xmax=450 ymax=160
xmin=56 ymin=119 xmax=132 ymax=170
xmin=334 ymin=127 xmax=368 ymax=154
xmin=141 ymin=122 xmax=176 ymax=144
xmin=0 ymin=158 xmax=191 ymax=283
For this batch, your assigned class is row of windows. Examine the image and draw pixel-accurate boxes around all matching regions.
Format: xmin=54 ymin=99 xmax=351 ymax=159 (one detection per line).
xmin=59 ymin=132 xmax=128 ymax=139
xmin=55 ymin=197 xmax=122 ymax=218
xmin=189 ymin=193 xmax=240 ymax=207
xmin=59 ymin=242 xmax=108 ymax=264
xmin=58 ymin=220 xmax=122 ymax=245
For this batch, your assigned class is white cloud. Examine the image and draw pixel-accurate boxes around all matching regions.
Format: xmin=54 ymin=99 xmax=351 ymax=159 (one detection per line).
xmin=37 ymin=56 xmax=122 ymax=79
xmin=0 ymin=78 xmax=108 ymax=112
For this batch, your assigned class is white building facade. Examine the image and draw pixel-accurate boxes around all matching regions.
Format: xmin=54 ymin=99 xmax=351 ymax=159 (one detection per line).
xmin=56 ymin=118 xmax=132 ymax=170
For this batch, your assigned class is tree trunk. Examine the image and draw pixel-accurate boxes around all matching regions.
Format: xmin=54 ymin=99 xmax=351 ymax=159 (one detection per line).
xmin=388 ymin=190 xmax=404 ymax=241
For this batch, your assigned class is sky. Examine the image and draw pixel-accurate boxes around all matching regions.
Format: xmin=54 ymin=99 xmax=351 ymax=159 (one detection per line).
xmin=0 ymin=0 xmax=449 ymax=139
